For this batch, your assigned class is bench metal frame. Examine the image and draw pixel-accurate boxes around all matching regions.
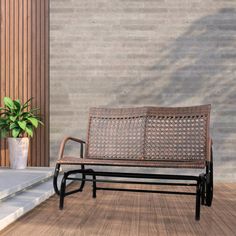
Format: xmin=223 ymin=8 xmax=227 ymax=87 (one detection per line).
xmin=53 ymin=144 xmax=213 ymax=221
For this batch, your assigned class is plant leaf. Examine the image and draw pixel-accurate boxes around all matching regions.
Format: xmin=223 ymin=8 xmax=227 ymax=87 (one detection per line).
xmin=18 ymin=121 xmax=27 ymax=130
xmin=0 ymin=119 xmax=7 ymax=125
xmin=13 ymin=100 xmax=21 ymax=113
xmin=0 ymin=111 xmax=10 ymax=116
xmin=27 ymin=117 xmax=38 ymax=128
xmin=38 ymin=120 xmax=44 ymax=126
xmin=4 ymin=97 xmax=15 ymax=109
xmin=9 ymin=123 xmax=18 ymax=130
xmin=10 ymin=116 xmax=17 ymax=122
xmin=20 ymin=112 xmax=30 ymax=118
xmin=12 ymin=128 xmax=21 ymax=138
xmin=0 ymin=97 xmax=41 ymax=138
xmin=29 ymin=108 xmax=40 ymax=115
xmin=26 ymin=126 xmax=33 ymax=137
xmin=22 ymin=98 xmax=33 ymax=110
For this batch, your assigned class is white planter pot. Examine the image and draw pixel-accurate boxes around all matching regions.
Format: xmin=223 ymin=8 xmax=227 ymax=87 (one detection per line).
xmin=8 ymin=137 xmax=29 ymax=169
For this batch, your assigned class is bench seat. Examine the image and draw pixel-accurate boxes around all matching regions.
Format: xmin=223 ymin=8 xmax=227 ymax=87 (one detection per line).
xmin=58 ymin=156 xmax=205 ymax=168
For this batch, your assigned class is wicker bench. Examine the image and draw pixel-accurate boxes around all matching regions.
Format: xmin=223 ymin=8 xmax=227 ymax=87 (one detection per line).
xmin=53 ymin=105 xmax=213 ymax=220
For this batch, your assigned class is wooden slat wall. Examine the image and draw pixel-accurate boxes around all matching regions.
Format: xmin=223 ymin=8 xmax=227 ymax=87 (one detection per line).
xmin=0 ymin=0 xmax=49 ymax=167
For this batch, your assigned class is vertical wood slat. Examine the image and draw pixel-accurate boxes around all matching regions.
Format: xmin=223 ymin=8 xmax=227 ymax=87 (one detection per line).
xmin=14 ymin=0 xmax=19 ymax=98
xmin=45 ymin=0 xmax=49 ymax=166
xmin=40 ymin=0 xmax=45 ymax=166
xmin=0 ymin=0 xmax=49 ymax=167
xmin=18 ymin=0 xmax=23 ymax=100
xmin=5 ymin=0 xmax=10 ymax=166
xmin=31 ymin=0 xmax=36 ymax=166
xmin=0 ymin=0 xmax=5 ymax=166
xmin=36 ymin=0 xmax=41 ymax=167
xmin=27 ymin=0 xmax=32 ymax=166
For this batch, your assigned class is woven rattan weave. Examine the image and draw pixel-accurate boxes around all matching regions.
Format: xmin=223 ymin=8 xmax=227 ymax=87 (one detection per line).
xmin=85 ymin=105 xmax=210 ymax=168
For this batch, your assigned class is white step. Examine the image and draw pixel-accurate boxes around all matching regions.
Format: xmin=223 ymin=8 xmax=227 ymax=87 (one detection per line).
xmin=0 ymin=175 xmax=65 ymax=231
xmin=0 ymin=168 xmax=54 ymax=200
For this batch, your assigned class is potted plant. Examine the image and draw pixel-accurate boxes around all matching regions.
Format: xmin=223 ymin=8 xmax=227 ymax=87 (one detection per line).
xmin=0 ymin=97 xmax=43 ymax=169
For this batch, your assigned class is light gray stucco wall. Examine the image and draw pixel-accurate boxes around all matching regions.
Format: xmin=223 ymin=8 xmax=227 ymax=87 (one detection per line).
xmin=50 ymin=0 xmax=236 ymax=181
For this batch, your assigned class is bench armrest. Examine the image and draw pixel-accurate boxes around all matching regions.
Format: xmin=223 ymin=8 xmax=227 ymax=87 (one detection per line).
xmin=58 ymin=136 xmax=86 ymax=160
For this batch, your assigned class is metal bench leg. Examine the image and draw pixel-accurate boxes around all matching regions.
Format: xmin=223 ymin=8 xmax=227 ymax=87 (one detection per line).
xmin=195 ymin=180 xmax=201 ymax=220
xmin=206 ymin=160 xmax=213 ymax=207
xmin=59 ymin=174 xmax=67 ymax=210
xmin=53 ymin=164 xmax=61 ymax=195
xmin=92 ymin=173 xmax=97 ymax=198
xmin=201 ymin=181 xmax=205 ymax=205
xmin=200 ymin=174 xmax=206 ymax=205
xmin=55 ymin=165 xmax=87 ymax=198
xmin=78 ymin=173 xmax=86 ymax=191
xmin=77 ymin=165 xmax=86 ymax=192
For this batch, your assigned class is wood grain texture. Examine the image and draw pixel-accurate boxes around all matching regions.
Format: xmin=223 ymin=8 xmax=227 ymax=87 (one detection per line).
xmin=1 ymin=183 xmax=236 ymax=236
xmin=0 ymin=0 xmax=49 ymax=167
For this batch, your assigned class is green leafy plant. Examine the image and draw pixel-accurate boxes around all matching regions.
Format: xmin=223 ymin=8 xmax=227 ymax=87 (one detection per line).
xmin=0 ymin=97 xmax=43 ymax=138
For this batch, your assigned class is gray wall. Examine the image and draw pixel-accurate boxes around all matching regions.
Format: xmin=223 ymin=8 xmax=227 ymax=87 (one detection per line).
xmin=50 ymin=0 xmax=236 ymax=181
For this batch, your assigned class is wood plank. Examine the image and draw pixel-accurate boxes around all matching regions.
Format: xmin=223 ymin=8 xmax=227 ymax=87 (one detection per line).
xmin=23 ymin=0 xmax=28 ymax=104
xmin=14 ymin=0 xmax=19 ymax=98
xmin=31 ymin=0 xmax=37 ymax=166
xmin=4 ymin=0 xmax=10 ymax=166
xmin=0 ymin=0 xmax=49 ymax=167
xmin=40 ymin=0 xmax=45 ymax=166
xmin=9 ymin=0 xmax=14 ymax=101
xmin=1 ymin=183 xmax=236 ymax=236
xmin=0 ymin=0 xmax=1 ymax=166
xmin=27 ymin=0 xmax=32 ymax=166
xmin=36 ymin=0 xmax=41 ymax=166
xmin=0 ymin=0 xmax=6 ymax=165
xmin=44 ymin=0 xmax=49 ymax=166
xmin=18 ymin=0 xmax=23 ymax=100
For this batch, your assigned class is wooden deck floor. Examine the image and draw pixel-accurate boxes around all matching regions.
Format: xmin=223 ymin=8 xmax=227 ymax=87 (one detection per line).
xmin=1 ymin=182 xmax=236 ymax=236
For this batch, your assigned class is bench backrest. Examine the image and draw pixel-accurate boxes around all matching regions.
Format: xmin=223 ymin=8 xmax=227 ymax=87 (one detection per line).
xmin=85 ymin=105 xmax=211 ymax=168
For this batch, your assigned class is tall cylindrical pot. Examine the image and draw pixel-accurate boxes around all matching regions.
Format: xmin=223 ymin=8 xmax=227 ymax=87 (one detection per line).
xmin=8 ymin=137 xmax=29 ymax=169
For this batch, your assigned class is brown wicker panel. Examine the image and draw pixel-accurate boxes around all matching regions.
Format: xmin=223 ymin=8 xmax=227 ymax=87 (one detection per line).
xmin=86 ymin=112 xmax=146 ymax=159
xmin=144 ymin=105 xmax=210 ymax=165
xmin=85 ymin=105 xmax=211 ymax=168
xmin=145 ymin=114 xmax=208 ymax=162
xmin=88 ymin=107 xmax=148 ymax=118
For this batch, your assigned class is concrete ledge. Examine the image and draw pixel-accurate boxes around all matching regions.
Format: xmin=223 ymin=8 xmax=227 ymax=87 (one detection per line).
xmin=0 ymin=168 xmax=54 ymax=201
xmin=0 ymin=175 xmax=62 ymax=231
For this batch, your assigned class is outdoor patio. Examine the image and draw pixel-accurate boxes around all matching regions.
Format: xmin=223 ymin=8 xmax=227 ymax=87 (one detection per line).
xmin=0 ymin=182 xmax=236 ymax=236
xmin=0 ymin=0 xmax=236 ymax=235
